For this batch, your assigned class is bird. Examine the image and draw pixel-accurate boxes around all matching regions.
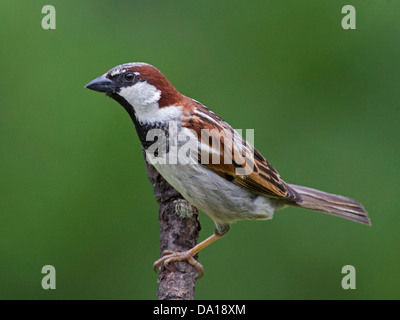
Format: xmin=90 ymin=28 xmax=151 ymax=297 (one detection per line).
xmin=85 ymin=62 xmax=370 ymax=278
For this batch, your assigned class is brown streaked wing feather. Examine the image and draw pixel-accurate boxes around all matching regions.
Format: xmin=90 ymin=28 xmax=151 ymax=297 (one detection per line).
xmin=181 ymin=98 xmax=302 ymax=203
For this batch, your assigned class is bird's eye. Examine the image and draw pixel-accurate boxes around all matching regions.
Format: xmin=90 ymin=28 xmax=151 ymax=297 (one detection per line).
xmin=124 ymin=72 xmax=135 ymax=81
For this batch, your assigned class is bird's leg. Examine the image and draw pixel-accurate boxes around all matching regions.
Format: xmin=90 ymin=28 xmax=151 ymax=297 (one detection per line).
xmin=153 ymin=225 xmax=229 ymax=279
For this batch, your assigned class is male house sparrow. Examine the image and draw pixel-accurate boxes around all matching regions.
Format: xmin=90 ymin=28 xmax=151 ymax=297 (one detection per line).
xmin=85 ymin=63 xmax=370 ymax=278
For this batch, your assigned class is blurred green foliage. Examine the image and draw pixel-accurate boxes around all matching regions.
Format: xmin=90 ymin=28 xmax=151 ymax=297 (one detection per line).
xmin=0 ymin=0 xmax=399 ymax=299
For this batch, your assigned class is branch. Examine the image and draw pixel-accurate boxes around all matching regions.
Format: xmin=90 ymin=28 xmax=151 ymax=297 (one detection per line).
xmin=143 ymin=151 xmax=201 ymax=300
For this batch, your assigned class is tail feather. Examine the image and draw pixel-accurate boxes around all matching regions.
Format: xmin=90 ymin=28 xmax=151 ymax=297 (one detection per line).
xmin=289 ymin=184 xmax=371 ymax=226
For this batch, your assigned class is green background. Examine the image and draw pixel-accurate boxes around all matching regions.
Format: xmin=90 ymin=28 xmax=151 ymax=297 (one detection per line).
xmin=1 ymin=0 xmax=399 ymax=299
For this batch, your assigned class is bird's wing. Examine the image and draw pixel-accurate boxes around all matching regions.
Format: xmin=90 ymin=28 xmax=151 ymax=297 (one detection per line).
xmin=181 ymin=98 xmax=302 ymax=202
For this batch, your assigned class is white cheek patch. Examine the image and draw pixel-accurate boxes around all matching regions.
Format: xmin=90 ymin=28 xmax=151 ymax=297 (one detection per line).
xmin=118 ymin=81 xmax=182 ymax=125
xmin=118 ymin=81 xmax=161 ymax=106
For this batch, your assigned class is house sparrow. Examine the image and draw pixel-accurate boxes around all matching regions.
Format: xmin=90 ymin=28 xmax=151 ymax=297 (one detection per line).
xmin=85 ymin=62 xmax=370 ymax=278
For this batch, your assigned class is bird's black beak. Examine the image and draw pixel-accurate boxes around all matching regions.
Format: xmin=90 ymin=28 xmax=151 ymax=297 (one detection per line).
xmin=85 ymin=74 xmax=116 ymax=93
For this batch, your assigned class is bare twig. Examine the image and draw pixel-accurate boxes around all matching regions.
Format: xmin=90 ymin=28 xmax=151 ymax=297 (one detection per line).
xmin=143 ymin=151 xmax=201 ymax=300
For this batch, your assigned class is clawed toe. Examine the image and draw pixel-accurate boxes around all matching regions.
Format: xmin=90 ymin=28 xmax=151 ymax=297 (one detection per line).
xmin=152 ymin=233 xmax=224 ymax=280
xmin=153 ymin=250 xmax=204 ymax=279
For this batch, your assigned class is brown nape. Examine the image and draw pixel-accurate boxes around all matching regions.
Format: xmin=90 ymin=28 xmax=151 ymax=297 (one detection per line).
xmin=127 ymin=65 xmax=184 ymax=107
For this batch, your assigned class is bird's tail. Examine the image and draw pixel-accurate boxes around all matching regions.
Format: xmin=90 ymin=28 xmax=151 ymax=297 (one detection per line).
xmin=288 ymin=184 xmax=371 ymax=226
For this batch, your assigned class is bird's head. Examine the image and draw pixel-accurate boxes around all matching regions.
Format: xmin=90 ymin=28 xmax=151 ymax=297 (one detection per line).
xmin=85 ymin=63 xmax=183 ymax=124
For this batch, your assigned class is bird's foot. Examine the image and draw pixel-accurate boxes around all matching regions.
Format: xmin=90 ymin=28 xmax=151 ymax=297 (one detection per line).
xmin=153 ymin=249 xmax=204 ymax=279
